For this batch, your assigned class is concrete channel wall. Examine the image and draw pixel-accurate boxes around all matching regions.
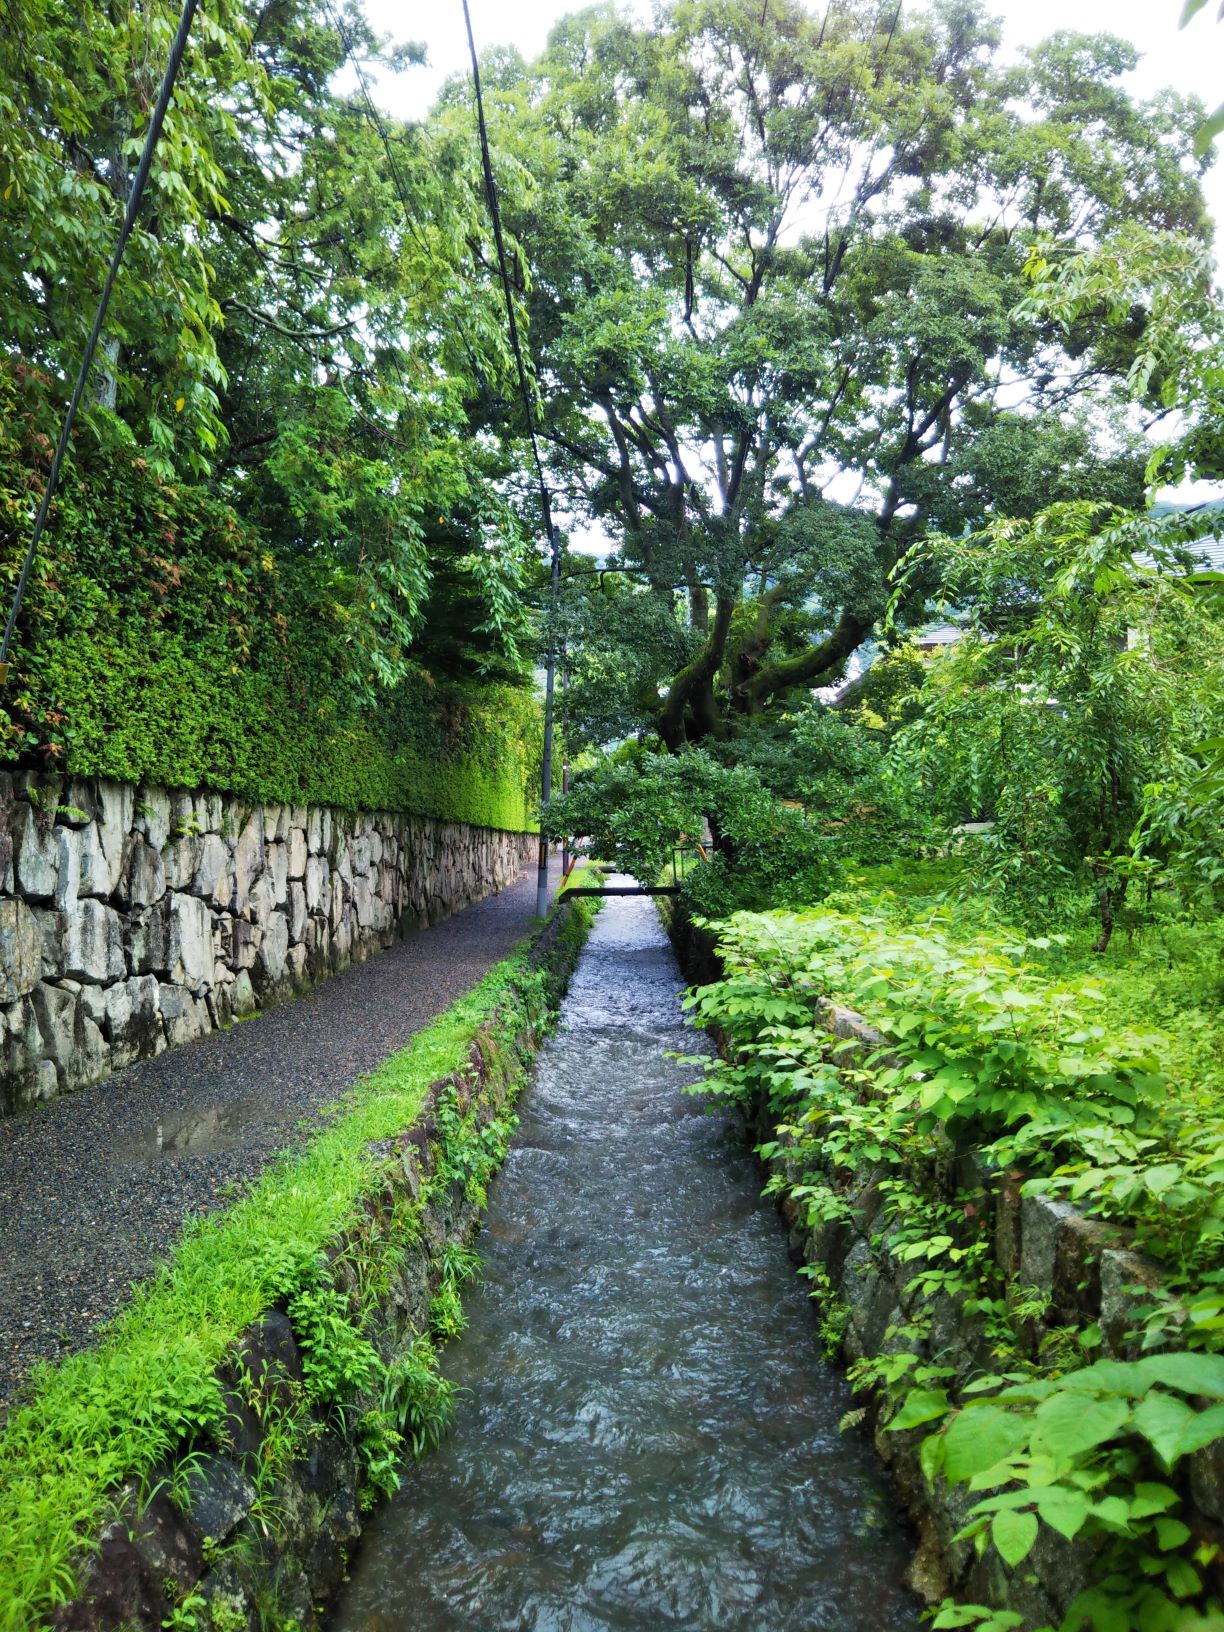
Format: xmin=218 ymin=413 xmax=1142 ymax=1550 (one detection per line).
xmin=0 ymin=770 xmax=536 ymax=1114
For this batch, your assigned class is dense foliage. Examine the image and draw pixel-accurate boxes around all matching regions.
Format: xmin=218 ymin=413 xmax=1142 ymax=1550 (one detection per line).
xmin=466 ymin=0 xmax=1209 ymax=748
xmin=0 ymin=1 xmax=545 ymax=819
xmin=0 ymin=368 xmax=540 ymax=825
xmin=686 ymin=897 xmax=1224 ymax=1632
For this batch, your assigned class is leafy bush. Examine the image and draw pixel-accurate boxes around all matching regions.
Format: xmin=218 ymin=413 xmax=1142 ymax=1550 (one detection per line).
xmin=0 ymin=377 xmax=540 ymax=827
xmin=543 ymin=746 xmax=841 ymax=914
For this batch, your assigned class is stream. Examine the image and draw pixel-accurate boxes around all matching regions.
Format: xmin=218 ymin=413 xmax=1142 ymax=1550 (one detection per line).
xmin=329 ymin=892 xmax=921 ymax=1632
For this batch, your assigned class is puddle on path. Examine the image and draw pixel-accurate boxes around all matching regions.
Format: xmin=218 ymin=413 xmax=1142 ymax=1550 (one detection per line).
xmin=112 ymin=1095 xmax=266 ymax=1161
xmin=330 ymin=894 xmax=921 ymax=1632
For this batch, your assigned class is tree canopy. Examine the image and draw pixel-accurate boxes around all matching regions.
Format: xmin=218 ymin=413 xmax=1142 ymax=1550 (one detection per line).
xmin=454 ymin=0 xmax=1210 ymax=747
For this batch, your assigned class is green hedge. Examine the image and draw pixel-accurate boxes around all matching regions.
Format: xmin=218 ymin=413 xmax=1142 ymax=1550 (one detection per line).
xmin=0 ymin=373 xmax=540 ymax=829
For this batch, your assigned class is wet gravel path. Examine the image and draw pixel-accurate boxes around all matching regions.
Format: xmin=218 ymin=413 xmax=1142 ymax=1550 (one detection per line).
xmin=0 ymin=866 xmax=550 ymax=1405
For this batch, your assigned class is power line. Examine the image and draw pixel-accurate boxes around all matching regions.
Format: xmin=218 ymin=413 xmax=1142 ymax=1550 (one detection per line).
xmin=460 ymin=0 xmax=563 ymax=918
xmin=0 ymin=0 xmax=201 ymax=683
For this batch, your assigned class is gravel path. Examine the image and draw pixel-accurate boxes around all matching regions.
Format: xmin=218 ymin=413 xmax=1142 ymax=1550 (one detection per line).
xmin=0 ymin=865 xmax=552 ymax=1405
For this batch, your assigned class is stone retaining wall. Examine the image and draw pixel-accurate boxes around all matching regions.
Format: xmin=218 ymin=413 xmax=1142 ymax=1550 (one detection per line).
xmin=663 ymin=906 xmax=1224 ymax=1628
xmin=0 ymin=770 xmax=536 ymax=1114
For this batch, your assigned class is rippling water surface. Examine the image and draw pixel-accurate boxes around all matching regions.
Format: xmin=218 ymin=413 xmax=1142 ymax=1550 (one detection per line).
xmin=330 ymin=894 xmax=920 ymax=1632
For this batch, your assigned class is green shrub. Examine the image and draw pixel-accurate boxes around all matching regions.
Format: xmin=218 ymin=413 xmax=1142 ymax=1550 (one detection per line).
xmin=0 ymin=371 xmax=540 ymax=829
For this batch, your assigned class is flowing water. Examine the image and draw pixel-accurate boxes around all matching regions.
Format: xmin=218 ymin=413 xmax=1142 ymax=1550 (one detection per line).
xmin=330 ymin=894 xmax=921 ymax=1632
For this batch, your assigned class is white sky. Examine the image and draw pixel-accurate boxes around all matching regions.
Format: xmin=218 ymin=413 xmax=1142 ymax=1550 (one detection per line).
xmin=351 ymin=0 xmax=1224 ymax=529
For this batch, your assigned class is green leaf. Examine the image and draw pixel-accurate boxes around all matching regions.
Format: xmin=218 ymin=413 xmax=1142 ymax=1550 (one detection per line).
xmin=1176 ymin=1402 xmax=1224 ymax=1459
xmin=1137 ymin=1353 xmax=1224 ymax=1400
xmin=1154 ymin=1516 xmax=1191 ymax=1551
xmin=1034 ymin=1484 xmax=1090 ymax=1541
xmin=887 ymin=1388 xmax=950 ymax=1432
xmin=942 ymin=1406 xmax=1030 ymax=1484
xmin=1165 ymin=1556 xmax=1201 ymax=1599
xmin=1031 ymin=1391 xmax=1130 ymax=1463
xmin=991 ymin=1507 xmax=1038 ymax=1568
xmin=1133 ymin=1391 xmax=1197 ymax=1467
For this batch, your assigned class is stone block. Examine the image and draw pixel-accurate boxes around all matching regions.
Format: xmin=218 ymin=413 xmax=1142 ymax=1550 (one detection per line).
xmin=262 ymin=803 xmax=288 ymax=842
xmin=232 ymin=969 xmax=257 ymax=1017
xmin=163 ymin=833 xmax=203 ymax=891
xmin=268 ymin=842 xmax=289 ymax=907
xmin=1100 ymin=1247 xmax=1169 ymax=1357
xmin=353 ymin=874 xmax=375 ymax=930
xmin=1191 ymin=1439 xmax=1224 ymax=1524
xmin=31 ymin=981 xmax=78 ymax=1072
xmin=168 ymin=892 xmax=213 ymax=990
xmin=135 ymin=786 xmax=172 ymax=851
xmin=307 ymin=806 xmax=322 ymax=855
xmin=304 ymin=854 xmax=325 ymax=913
xmin=233 ymin=918 xmax=258 ymax=971
xmin=255 ymin=911 xmax=289 ymax=989
xmin=105 ymin=976 xmax=162 ymax=1064
xmin=287 ymin=826 xmax=307 ymax=880
xmin=289 ymin=882 xmax=307 ymax=943
xmin=1019 ymin=1193 xmax=1078 ymax=1298
xmin=14 ymin=803 xmax=59 ymax=899
xmin=126 ymin=900 xmax=171 ymax=976
xmin=287 ymin=943 xmax=308 ymax=987
xmin=61 ymin=777 xmax=95 ymax=826
xmin=0 ymin=898 xmax=43 ymax=1002
xmin=76 ymin=823 xmax=109 ymax=897
xmin=233 ymin=810 xmax=265 ymax=913
xmin=63 ymin=899 xmax=126 ymax=984
xmin=158 ymin=985 xmax=210 ymax=1048
xmin=119 ymin=836 xmax=166 ymax=909
xmin=245 ymin=871 xmax=274 ymax=928
xmin=192 ymin=832 xmax=232 ymax=907
xmin=95 ymin=780 xmax=134 ymax=892
xmin=1051 ymin=1209 xmax=1114 ymax=1325
xmin=53 ymin=825 xmax=81 ymax=911
xmin=196 ymin=790 xmax=223 ymax=834
xmin=180 ymin=1453 xmax=255 ymax=1544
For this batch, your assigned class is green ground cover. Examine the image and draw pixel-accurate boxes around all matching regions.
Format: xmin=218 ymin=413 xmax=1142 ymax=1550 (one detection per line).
xmin=0 ymin=895 xmax=594 ymax=1632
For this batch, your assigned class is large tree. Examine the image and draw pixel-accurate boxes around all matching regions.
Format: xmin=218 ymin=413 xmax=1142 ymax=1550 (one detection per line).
xmin=453 ymin=0 xmax=1211 ymax=748
xmin=0 ymin=0 xmax=536 ymax=693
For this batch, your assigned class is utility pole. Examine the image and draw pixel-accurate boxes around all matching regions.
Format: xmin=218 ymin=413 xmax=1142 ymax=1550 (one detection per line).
xmin=535 ymin=525 xmax=562 ymax=917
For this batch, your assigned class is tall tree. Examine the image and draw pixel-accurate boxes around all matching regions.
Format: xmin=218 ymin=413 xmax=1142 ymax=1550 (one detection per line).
xmin=0 ymin=1 xmax=537 ymax=692
xmin=458 ymin=0 xmax=1210 ymax=747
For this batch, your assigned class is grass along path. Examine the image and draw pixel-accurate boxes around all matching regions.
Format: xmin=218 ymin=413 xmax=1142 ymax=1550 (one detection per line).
xmin=0 ymin=901 xmax=593 ymax=1632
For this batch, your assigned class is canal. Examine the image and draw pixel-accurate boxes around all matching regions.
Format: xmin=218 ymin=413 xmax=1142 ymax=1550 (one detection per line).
xmin=330 ymin=892 xmax=920 ymax=1632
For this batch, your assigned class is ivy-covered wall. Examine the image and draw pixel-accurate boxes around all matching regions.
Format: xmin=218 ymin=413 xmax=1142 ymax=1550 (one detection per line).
xmin=0 ymin=377 xmax=541 ymax=832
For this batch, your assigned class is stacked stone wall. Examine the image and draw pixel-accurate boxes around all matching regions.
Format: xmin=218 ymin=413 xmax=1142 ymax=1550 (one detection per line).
xmin=662 ymin=906 xmax=1224 ymax=1627
xmin=0 ymin=770 xmax=535 ymax=1113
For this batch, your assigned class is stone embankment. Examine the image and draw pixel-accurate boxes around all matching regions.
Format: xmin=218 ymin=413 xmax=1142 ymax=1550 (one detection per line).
xmin=0 ymin=771 xmax=534 ymax=1112
xmin=664 ymin=909 xmax=1224 ymax=1629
